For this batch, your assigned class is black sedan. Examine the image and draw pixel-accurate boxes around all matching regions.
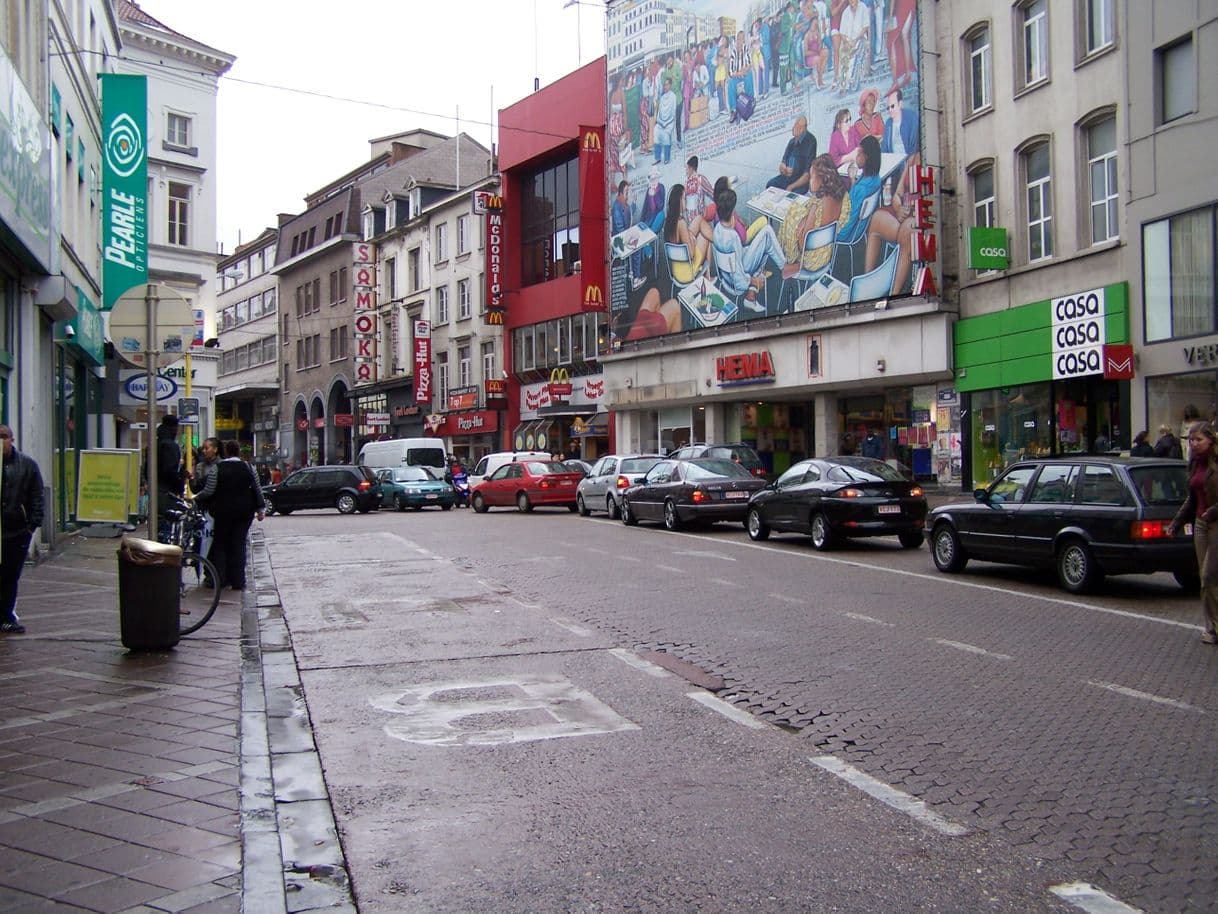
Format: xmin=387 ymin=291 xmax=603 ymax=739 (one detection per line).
xmin=746 ymin=457 xmax=927 ymax=550
xmin=620 ymin=458 xmax=768 ymax=530
xmin=926 ymin=456 xmax=1196 ymax=593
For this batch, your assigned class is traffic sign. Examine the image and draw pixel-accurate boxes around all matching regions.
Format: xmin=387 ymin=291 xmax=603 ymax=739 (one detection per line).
xmin=109 ymin=283 xmax=194 ymax=369
xmin=178 ymin=396 xmax=200 ymax=418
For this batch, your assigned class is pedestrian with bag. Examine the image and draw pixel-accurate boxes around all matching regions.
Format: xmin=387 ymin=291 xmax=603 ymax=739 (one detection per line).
xmin=0 ymin=424 xmax=43 ymax=634
xmin=1168 ymin=421 xmax=1218 ymax=645
xmin=201 ymin=439 xmax=265 ymax=591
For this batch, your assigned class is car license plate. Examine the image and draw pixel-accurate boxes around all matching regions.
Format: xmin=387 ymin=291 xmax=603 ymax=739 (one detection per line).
xmin=725 ymin=491 xmax=748 ymax=499
xmin=876 ymin=505 xmax=901 ymax=514
xmin=560 ymin=480 xmax=573 ymax=486
xmin=426 ymin=494 xmax=437 ymax=499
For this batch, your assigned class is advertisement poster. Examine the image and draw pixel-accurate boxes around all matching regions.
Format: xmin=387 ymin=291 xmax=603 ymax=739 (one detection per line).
xmin=607 ymin=0 xmax=923 ymax=344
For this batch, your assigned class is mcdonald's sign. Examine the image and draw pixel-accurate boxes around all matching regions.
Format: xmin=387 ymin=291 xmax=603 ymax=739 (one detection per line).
xmin=582 ymin=130 xmax=602 ymax=152
xmin=579 ymin=125 xmax=607 ymax=315
xmin=582 ymin=283 xmax=605 ymax=313
xmin=473 ymin=191 xmax=503 ymax=215
xmin=548 ymin=367 xmax=573 ymax=399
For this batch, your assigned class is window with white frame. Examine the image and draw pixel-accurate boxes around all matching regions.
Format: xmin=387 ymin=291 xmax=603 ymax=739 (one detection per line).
xmin=436 ymin=285 xmax=449 ymax=324
xmin=1086 ymin=116 xmax=1118 ymax=244
xmin=1019 ymin=0 xmax=1049 ymax=88
xmin=458 ymin=343 xmax=471 ymax=387
xmin=1144 ymin=204 xmax=1217 ymax=342
xmin=437 ymin=351 xmax=450 ymax=405
xmin=1156 ymin=36 xmax=1195 ymax=125
xmin=408 ymin=247 xmax=421 ymax=290
xmin=166 ymin=112 xmax=191 ymax=148
xmin=481 ymin=340 xmax=496 ymax=381
xmin=168 ymin=181 xmax=190 ymax=246
xmin=384 ymin=256 xmax=397 ymax=301
xmin=435 ymin=223 xmax=448 ymax=262
xmin=1083 ymin=0 xmax=1114 ymax=56
xmin=1023 ymin=142 xmax=1053 ymax=261
xmin=457 ymin=214 xmax=470 ymax=254
xmin=967 ymin=25 xmax=991 ymax=114
xmin=972 ymin=163 xmax=996 ymax=229
xmin=457 ymin=278 xmax=471 ymax=319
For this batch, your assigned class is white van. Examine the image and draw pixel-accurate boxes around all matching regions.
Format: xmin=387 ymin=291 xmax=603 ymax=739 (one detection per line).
xmin=468 ymin=451 xmax=552 ymax=487
xmin=356 ymin=438 xmax=447 ymax=472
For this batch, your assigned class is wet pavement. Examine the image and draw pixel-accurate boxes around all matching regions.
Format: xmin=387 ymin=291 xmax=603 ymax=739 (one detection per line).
xmin=0 ymin=525 xmax=353 ymax=913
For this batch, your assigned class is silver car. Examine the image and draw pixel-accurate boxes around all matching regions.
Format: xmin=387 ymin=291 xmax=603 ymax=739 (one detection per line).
xmin=576 ymin=454 xmax=663 ymax=519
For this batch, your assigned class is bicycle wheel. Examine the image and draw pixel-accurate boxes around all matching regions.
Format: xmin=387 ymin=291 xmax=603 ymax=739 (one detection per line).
xmin=178 ymin=551 xmax=222 ymax=635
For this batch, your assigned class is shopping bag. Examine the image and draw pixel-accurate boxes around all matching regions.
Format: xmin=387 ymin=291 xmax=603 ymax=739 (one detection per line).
xmin=735 ymin=92 xmax=755 ymax=121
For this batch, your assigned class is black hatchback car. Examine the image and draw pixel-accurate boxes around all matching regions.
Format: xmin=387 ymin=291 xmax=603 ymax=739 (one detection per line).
xmin=746 ymin=457 xmax=927 ymax=550
xmin=926 ymin=456 xmax=1196 ymax=593
xmin=262 ymin=465 xmax=381 ymax=515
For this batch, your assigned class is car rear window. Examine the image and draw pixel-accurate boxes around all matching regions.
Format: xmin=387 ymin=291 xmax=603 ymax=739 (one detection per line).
xmin=706 ymin=446 xmax=764 ymax=470
xmin=831 ymin=457 xmax=909 ymax=482
xmin=686 ymin=458 xmax=751 ymax=479
xmin=1128 ymin=465 xmax=1189 ymax=506
xmin=525 ymin=461 xmax=569 ymax=475
xmin=621 ymin=457 xmax=661 ymax=474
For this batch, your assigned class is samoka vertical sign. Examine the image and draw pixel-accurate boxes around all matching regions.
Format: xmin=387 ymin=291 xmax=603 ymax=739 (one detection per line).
xmin=353 ymin=243 xmax=377 ymax=383
xmin=100 ymin=74 xmax=147 ymax=310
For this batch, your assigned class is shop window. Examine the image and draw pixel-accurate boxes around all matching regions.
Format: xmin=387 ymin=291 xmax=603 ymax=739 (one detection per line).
xmin=520 ymin=156 xmax=580 ymax=286
xmin=1143 ymin=204 xmax=1216 ymax=342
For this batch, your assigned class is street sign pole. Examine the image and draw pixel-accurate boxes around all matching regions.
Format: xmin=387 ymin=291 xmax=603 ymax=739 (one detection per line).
xmin=145 ymin=283 xmax=160 ymax=538
xmin=184 ymin=349 xmax=193 ymax=476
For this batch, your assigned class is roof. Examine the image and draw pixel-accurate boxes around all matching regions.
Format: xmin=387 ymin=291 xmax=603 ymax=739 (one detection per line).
xmin=353 ymin=133 xmax=493 ymax=207
xmin=114 ymin=0 xmax=184 ymax=37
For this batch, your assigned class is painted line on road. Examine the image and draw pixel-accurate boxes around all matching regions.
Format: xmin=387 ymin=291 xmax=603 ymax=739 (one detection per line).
xmin=608 ymin=648 xmax=672 ymax=678
xmin=844 ymin=611 xmax=896 ymax=627
xmin=549 ymin=617 xmax=593 ymax=637
xmin=810 ymin=755 xmax=970 ymax=837
xmin=708 ymin=577 xmax=741 ymax=587
xmin=1085 ymin=680 xmax=1205 ymax=713
xmin=615 ymin=554 xmax=643 ymax=563
xmin=654 ymin=564 xmax=684 ymax=574
xmin=686 ymin=691 xmax=771 ymax=729
xmin=1049 ymin=881 xmax=1144 ymax=913
xmin=767 ymin=592 xmax=804 ymax=605
xmin=931 ymin=638 xmax=1014 ymax=661
xmin=591 ymin=519 xmax=1200 ymax=632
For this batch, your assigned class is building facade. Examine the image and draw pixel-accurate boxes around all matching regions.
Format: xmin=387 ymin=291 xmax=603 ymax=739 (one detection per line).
xmin=216 ymin=227 xmax=279 ymax=465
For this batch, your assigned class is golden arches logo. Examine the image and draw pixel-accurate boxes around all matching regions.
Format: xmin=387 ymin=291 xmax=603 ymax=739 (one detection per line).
xmin=584 ymin=285 xmax=604 ymax=304
xmin=549 ymin=367 xmax=570 ymax=385
xmin=484 ymin=194 xmax=503 ymax=210
xmin=583 ymin=131 xmax=602 ymax=152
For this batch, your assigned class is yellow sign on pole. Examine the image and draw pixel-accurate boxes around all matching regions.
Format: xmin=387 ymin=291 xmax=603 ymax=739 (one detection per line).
xmin=75 ymin=449 xmax=142 ymax=524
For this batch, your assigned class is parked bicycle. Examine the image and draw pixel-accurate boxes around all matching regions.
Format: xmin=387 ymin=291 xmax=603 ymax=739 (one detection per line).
xmin=163 ymin=494 xmax=222 ymax=633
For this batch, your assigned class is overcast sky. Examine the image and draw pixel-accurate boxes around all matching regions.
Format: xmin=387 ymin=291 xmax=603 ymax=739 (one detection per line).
xmin=134 ymin=0 xmax=608 ymax=254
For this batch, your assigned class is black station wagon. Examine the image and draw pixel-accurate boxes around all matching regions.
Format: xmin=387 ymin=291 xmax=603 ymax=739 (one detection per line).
xmin=926 ymin=456 xmax=1197 ymax=593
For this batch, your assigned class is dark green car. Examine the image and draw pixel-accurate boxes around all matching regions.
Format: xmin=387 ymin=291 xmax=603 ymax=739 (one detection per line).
xmin=375 ymin=466 xmax=456 ymax=511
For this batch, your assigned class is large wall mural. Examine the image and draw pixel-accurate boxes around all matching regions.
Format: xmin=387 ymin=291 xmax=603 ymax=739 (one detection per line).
xmin=606 ymin=0 xmax=924 ymax=345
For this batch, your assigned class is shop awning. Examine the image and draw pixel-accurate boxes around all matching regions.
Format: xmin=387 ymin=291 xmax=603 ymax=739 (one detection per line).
xmin=511 ymin=419 xmax=557 ymax=452
xmin=570 ymin=413 xmax=609 ymax=437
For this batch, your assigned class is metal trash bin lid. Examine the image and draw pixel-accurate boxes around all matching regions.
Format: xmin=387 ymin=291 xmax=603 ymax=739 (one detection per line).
xmin=119 ymin=536 xmax=183 ymax=565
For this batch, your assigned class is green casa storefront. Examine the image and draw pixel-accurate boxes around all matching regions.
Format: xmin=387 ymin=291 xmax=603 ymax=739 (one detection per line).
xmin=954 ymin=283 xmax=1130 ymax=488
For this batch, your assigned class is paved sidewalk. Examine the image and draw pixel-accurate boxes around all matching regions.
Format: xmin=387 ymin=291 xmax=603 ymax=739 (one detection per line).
xmin=0 ymin=522 xmax=354 ymax=914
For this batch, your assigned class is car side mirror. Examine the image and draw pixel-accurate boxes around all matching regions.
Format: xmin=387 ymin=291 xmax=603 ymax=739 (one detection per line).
xmin=973 ymin=487 xmax=990 ymax=503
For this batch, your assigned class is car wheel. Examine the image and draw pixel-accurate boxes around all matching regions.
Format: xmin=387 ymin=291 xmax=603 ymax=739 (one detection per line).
xmin=931 ymin=523 xmax=968 ymax=573
xmin=606 ymin=495 xmax=620 ymax=520
xmin=472 ymin=493 xmax=489 ymax=514
xmin=441 ymin=503 xmax=453 ymax=511
xmin=577 ymin=493 xmax=591 ymax=517
xmin=747 ymin=507 xmax=770 ymax=541
xmin=336 ymin=493 xmax=357 ymax=515
xmin=567 ymin=503 xmax=578 ymax=512
xmin=621 ymin=499 xmax=638 ymax=526
xmin=810 ymin=513 xmax=835 ymax=551
xmin=1174 ymin=571 xmax=1201 ymax=592
xmin=663 ymin=499 xmax=682 ymax=531
xmin=395 ymin=496 xmax=407 ymax=512
xmin=264 ymin=498 xmax=277 ymax=516
xmin=517 ymin=492 xmax=534 ymax=513
xmin=1057 ymin=539 xmax=1101 ymax=593
xmin=898 ymin=529 xmax=923 ymax=549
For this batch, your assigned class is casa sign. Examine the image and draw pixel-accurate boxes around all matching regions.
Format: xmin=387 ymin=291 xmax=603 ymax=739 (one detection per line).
xmin=1051 ymin=287 xmax=1106 ymax=380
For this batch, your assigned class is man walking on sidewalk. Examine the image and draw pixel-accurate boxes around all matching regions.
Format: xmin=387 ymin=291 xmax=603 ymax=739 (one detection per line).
xmin=204 ymin=439 xmax=265 ymax=591
xmin=0 ymin=424 xmax=43 ymax=634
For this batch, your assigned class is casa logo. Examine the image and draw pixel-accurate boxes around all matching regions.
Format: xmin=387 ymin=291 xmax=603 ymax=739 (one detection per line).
xmin=716 ymin=351 xmax=776 ymax=387
xmin=978 ymin=246 xmax=1007 ymax=257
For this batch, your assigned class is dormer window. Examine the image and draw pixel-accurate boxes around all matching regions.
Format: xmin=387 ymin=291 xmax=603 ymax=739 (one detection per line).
xmin=409 ymin=187 xmax=422 ymax=217
xmin=384 ymin=194 xmax=410 ymax=227
xmin=362 ymin=205 xmax=385 ymax=240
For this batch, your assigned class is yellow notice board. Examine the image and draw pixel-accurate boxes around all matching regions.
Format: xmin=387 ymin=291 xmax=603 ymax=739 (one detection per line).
xmin=76 ymin=450 xmax=141 ymax=524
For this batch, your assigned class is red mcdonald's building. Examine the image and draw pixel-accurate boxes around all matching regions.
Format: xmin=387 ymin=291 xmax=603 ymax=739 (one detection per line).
xmin=496 ymin=58 xmax=612 ymax=459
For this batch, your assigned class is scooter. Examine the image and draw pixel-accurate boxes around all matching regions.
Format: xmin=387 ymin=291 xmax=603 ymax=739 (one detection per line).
xmin=450 ymin=470 xmax=470 ymax=508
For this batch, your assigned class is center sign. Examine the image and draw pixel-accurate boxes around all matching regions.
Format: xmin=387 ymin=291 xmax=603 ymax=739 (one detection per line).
xmin=1051 ymin=287 xmax=1106 ymax=380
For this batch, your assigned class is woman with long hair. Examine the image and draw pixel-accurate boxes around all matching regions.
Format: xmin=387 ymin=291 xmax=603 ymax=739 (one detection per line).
xmin=779 ymin=155 xmax=852 ymax=278
xmin=1170 ymin=421 xmax=1218 ymax=643
xmin=829 ymin=108 xmax=859 ymax=166
xmin=662 ymin=184 xmax=711 ymax=276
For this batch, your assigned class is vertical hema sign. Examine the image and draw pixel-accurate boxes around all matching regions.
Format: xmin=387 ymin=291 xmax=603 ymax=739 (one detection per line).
xmin=1052 ymin=287 xmax=1106 ymax=380
xmin=100 ymin=74 xmax=147 ymax=310
xmin=353 ymin=243 xmax=377 ymax=384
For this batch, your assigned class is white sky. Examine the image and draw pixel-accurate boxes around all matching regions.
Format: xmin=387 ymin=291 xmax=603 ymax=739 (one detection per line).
xmin=134 ymin=0 xmax=608 ymax=254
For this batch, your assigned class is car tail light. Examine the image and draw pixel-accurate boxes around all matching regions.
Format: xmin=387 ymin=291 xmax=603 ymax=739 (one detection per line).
xmin=539 ymin=478 xmax=553 ymax=489
xmin=1131 ymin=520 xmax=1171 ymax=540
xmin=752 ymin=467 xmax=767 ymax=477
xmin=838 ymin=488 xmax=863 ymax=498
xmin=910 ymin=486 xmax=923 ymax=497
xmin=691 ymin=489 xmax=709 ymax=503
xmin=616 ymin=475 xmax=631 ymax=489
xmin=358 ymin=480 xmax=371 ymax=491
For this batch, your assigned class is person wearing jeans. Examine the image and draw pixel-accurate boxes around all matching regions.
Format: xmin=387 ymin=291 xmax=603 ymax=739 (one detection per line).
xmin=0 ymin=425 xmax=44 ymax=634
xmin=1170 ymin=421 xmax=1218 ymax=644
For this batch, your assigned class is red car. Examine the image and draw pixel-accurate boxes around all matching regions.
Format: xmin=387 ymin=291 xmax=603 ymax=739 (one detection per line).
xmin=470 ymin=460 xmax=584 ymax=513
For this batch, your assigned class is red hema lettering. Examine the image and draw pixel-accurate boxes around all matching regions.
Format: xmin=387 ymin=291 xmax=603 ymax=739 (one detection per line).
xmin=716 ymin=351 xmax=774 ymax=382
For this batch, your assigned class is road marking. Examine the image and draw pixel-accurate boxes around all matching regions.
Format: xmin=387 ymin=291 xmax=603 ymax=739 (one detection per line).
xmin=1085 ymin=680 xmax=1204 ymax=713
xmin=673 ymin=550 xmax=738 ymax=562
xmin=549 ymin=616 xmax=592 ymax=637
xmin=685 ymin=691 xmax=769 ymax=729
xmin=608 ymin=648 xmax=672 ymax=678
xmin=598 ymin=522 xmax=1200 ymax=631
xmin=654 ymin=564 xmax=683 ymax=574
xmin=1049 ymin=882 xmax=1144 ymax=913
xmin=766 ymin=592 xmax=803 ymax=605
xmin=615 ymin=554 xmax=643 ymax=563
xmin=708 ymin=577 xmax=740 ymax=587
xmin=844 ymin=611 xmax=896 ymax=627
xmin=931 ymin=638 xmax=1014 ymax=661
xmin=810 ymin=755 xmax=969 ymax=837
xmin=370 ymin=675 xmax=640 ymax=746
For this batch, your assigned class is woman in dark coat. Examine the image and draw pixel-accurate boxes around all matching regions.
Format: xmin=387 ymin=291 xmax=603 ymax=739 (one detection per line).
xmin=1152 ymin=423 xmax=1183 ymax=459
xmin=199 ymin=440 xmax=265 ymax=591
xmin=1130 ymin=430 xmax=1154 ymax=457
xmin=1169 ymin=422 xmax=1218 ymax=644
